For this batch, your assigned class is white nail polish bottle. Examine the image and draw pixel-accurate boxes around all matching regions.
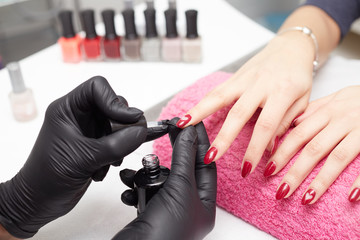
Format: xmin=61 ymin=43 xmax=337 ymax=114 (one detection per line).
xmin=7 ymin=62 xmax=37 ymax=122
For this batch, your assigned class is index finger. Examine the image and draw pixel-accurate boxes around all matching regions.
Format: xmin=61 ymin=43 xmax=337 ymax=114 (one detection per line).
xmin=70 ymin=76 xmax=144 ymax=123
xmin=177 ymin=80 xmax=239 ymax=128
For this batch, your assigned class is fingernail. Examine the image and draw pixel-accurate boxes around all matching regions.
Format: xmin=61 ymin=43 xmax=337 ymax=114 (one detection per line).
xmin=271 ymin=136 xmax=279 ymax=156
xmin=204 ymin=147 xmax=218 ymax=164
xmin=301 ymin=188 xmax=316 ymax=205
xmin=241 ymin=161 xmax=252 ymax=178
xmin=349 ymin=188 xmax=360 ymax=202
xmin=264 ymin=161 xmax=276 ymax=177
xmin=176 ymin=114 xmax=192 ymax=128
xmin=291 ymin=113 xmax=303 ymax=128
xmin=276 ymin=182 xmax=290 ymax=200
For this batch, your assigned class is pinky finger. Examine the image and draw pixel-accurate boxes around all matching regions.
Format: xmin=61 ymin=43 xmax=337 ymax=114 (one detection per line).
xmin=349 ymin=175 xmax=360 ymax=202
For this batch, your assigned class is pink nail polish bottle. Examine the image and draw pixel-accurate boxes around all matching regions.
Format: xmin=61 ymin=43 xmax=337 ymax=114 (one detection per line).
xmin=7 ymin=62 xmax=37 ymax=122
xmin=162 ymin=9 xmax=181 ymax=62
xmin=182 ymin=10 xmax=202 ymax=63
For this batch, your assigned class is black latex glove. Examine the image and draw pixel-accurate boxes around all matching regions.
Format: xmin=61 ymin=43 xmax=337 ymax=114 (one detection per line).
xmin=114 ymin=118 xmax=217 ymax=240
xmin=0 ymin=76 xmax=147 ymax=239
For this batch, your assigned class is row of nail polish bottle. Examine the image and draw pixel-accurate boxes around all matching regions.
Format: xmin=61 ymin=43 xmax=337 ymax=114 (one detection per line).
xmin=58 ymin=7 xmax=201 ymax=63
xmin=58 ymin=10 xmax=121 ymax=63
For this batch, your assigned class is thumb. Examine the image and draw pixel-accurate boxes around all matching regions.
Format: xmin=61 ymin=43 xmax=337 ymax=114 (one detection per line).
xmin=94 ymin=126 xmax=147 ymax=166
xmin=166 ymin=126 xmax=198 ymax=186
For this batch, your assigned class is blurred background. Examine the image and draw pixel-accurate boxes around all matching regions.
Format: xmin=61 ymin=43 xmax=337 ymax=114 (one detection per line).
xmin=0 ymin=0 xmax=359 ymax=69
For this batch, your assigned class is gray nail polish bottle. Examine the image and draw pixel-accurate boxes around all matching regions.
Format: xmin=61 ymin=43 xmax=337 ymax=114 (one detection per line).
xmin=182 ymin=10 xmax=202 ymax=63
xmin=122 ymin=8 xmax=141 ymax=61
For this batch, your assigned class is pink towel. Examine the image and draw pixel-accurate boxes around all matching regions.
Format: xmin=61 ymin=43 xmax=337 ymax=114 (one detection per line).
xmin=153 ymin=72 xmax=360 ymax=240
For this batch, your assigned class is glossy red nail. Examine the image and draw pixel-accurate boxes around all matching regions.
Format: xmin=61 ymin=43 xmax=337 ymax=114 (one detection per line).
xmin=349 ymin=188 xmax=360 ymax=202
xmin=264 ymin=161 xmax=276 ymax=177
xmin=271 ymin=136 xmax=279 ymax=156
xmin=301 ymin=189 xmax=316 ymax=205
xmin=176 ymin=114 xmax=192 ymax=128
xmin=291 ymin=113 xmax=304 ymax=128
xmin=276 ymin=182 xmax=290 ymax=200
xmin=241 ymin=161 xmax=252 ymax=178
xmin=204 ymin=147 xmax=217 ymax=164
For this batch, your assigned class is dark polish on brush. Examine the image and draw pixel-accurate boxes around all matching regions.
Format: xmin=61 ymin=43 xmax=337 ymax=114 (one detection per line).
xmin=264 ymin=161 xmax=276 ymax=177
xmin=241 ymin=161 xmax=252 ymax=178
xmin=204 ymin=147 xmax=217 ymax=164
xmin=176 ymin=114 xmax=192 ymax=128
xmin=276 ymin=182 xmax=290 ymax=200
xmin=349 ymin=188 xmax=360 ymax=202
xmin=301 ymin=189 xmax=316 ymax=205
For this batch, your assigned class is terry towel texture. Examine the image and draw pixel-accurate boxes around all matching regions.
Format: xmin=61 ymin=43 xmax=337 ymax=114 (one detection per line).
xmin=153 ymin=72 xmax=360 ymax=240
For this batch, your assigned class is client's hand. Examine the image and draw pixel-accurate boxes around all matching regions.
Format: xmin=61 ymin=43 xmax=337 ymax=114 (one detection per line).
xmin=176 ymin=32 xmax=315 ymax=178
xmin=0 ymin=76 xmax=147 ymax=238
xmin=114 ymin=119 xmax=217 ymax=240
xmin=268 ymin=86 xmax=360 ymax=204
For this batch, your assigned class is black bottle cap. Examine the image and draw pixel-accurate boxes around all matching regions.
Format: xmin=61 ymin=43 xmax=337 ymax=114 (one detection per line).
xmin=164 ymin=9 xmax=178 ymax=38
xmin=102 ymin=9 xmax=117 ymax=40
xmin=185 ymin=10 xmax=198 ymax=39
xmin=80 ymin=9 xmax=98 ymax=39
xmin=122 ymin=9 xmax=138 ymax=40
xmin=58 ymin=10 xmax=76 ymax=38
xmin=144 ymin=8 xmax=158 ymax=38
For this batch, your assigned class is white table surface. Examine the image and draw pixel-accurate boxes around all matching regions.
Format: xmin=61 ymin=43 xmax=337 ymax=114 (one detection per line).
xmin=1 ymin=0 xmax=359 ymax=239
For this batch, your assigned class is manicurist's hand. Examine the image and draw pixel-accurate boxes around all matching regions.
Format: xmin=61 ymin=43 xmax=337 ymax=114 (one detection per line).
xmin=113 ymin=118 xmax=217 ymax=240
xmin=177 ymin=32 xmax=314 ymax=177
xmin=268 ymin=86 xmax=360 ymax=204
xmin=0 ymin=76 xmax=147 ymax=239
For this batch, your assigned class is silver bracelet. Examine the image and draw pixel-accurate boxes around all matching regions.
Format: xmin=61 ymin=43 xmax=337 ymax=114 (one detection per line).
xmin=277 ymin=26 xmax=319 ymax=74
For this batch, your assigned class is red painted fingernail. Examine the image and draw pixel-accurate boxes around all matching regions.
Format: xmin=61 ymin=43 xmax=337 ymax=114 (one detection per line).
xmin=291 ymin=113 xmax=304 ymax=128
xmin=241 ymin=161 xmax=252 ymax=178
xmin=301 ymin=189 xmax=316 ymax=205
xmin=204 ymin=147 xmax=217 ymax=164
xmin=271 ymin=136 xmax=279 ymax=156
xmin=264 ymin=161 xmax=276 ymax=177
xmin=276 ymin=182 xmax=290 ymax=200
xmin=176 ymin=114 xmax=192 ymax=128
xmin=349 ymin=188 xmax=360 ymax=202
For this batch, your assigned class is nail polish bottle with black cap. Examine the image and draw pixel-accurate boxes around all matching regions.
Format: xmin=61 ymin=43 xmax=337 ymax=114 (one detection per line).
xmin=182 ymin=10 xmax=202 ymax=63
xmin=122 ymin=8 xmax=141 ymax=61
xmin=162 ymin=9 xmax=181 ymax=62
xmin=101 ymin=9 xmax=121 ymax=60
xmin=134 ymin=154 xmax=170 ymax=214
xmin=80 ymin=9 xmax=102 ymax=61
xmin=141 ymin=2 xmax=161 ymax=61
xmin=58 ymin=10 xmax=82 ymax=63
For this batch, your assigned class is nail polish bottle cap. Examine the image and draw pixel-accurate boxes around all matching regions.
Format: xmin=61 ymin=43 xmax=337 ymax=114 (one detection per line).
xmin=185 ymin=10 xmax=199 ymax=39
xmin=144 ymin=8 xmax=158 ymax=38
xmin=102 ymin=9 xmax=118 ymax=40
xmin=80 ymin=9 xmax=98 ymax=39
xmin=146 ymin=0 xmax=154 ymax=9
xmin=164 ymin=9 xmax=178 ymax=38
xmin=58 ymin=10 xmax=76 ymax=38
xmin=168 ymin=0 xmax=176 ymax=9
xmin=122 ymin=9 xmax=138 ymax=40
xmin=7 ymin=62 xmax=26 ymax=94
